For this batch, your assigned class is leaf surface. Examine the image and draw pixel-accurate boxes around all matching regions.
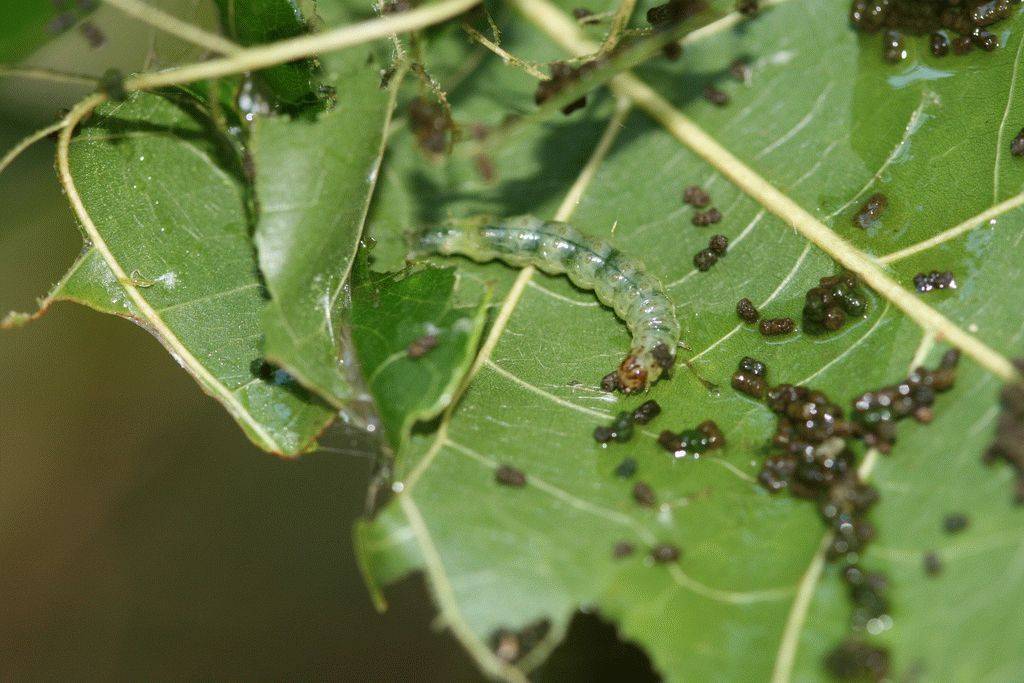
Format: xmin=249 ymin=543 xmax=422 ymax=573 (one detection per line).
xmin=357 ymin=1 xmax=1024 ymax=679
xmin=0 ymin=1 xmax=96 ymax=64
xmin=350 ymin=263 xmax=490 ymax=453
xmin=252 ymin=46 xmax=396 ymax=406
xmin=213 ymin=0 xmax=322 ymax=110
xmin=61 ymin=91 xmax=335 ymax=455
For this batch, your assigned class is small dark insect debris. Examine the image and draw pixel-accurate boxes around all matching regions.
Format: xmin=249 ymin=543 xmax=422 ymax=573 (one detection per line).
xmin=729 ymin=58 xmax=752 ymax=83
xmin=930 ymin=31 xmax=950 ymax=56
xmin=683 ymin=185 xmax=711 ymax=208
xmin=614 ymin=457 xmax=638 ymax=478
xmin=79 ymin=21 xmax=105 ymax=48
xmin=736 ymin=0 xmax=758 ymax=17
xmin=409 ymin=97 xmax=454 ymax=155
xmin=852 ymin=350 xmax=959 ymax=453
xmin=632 ymin=400 xmax=662 ymax=425
xmin=691 ymin=207 xmax=722 ymax=226
xmin=953 ymin=34 xmax=974 ymax=55
xmin=1011 ymin=128 xmax=1024 ymax=157
xmin=983 ymin=358 xmax=1024 ymax=504
xmin=853 ymin=192 xmax=887 ymax=228
xmin=736 ymin=297 xmax=759 ymax=323
xmin=99 ymin=68 xmax=128 ymax=102
xmin=379 ymin=66 xmax=397 ymax=89
xmin=647 ymin=0 xmax=706 ymax=29
xmin=694 ymin=234 xmax=729 ymax=272
xmin=971 ymin=26 xmax=999 ymax=51
xmin=803 ymin=270 xmax=868 ymax=334
xmin=942 ymin=512 xmax=969 ymax=534
xmin=594 ymin=411 xmax=635 ymax=444
xmin=662 ymin=41 xmax=683 ymax=61
xmin=612 ymin=540 xmax=636 ymax=558
xmin=633 ymin=481 xmax=657 ymax=507
xmin=657 ymin=420 xmax=724 ymax=458
xmin=601 ymin=371 xmax=620 ymax=392
xmin=913 ymin=270 xmax=957 ymax=293
xmin=923 ymin=551 xmax=943 ymax=576
xmin=693 ymin=249 xmax=717 ymax=272
xmin=490 ymin=620 xmax=551 ymax=664
xmin=535 ymin=60 xmax=600 ymax=115
xmin=46 ymin=12 xmax=76 ymax=35
xmin=407 ymin=333 xmax=439 ymax=358
xmin=882 ymin=30 xmax=907 ymax=63
xmin=843 ymin=564 xmax=890 ymax=630
xmin=824 ymin=639 xmax=890 ymax=682
xmin=495 ymin=464 xmax=527 ymax=487
xmin=649 ymin=543 xmax=682 ymax=563
xmin=703 ymin=85 xmax=730 ymax=107
xmin=732 ymin=356 xmax=768 ymax=399
xmin=759 ymin=317 xmax=795 ymax=336
xmin=572 ymin=7 xmax=599 ymax=23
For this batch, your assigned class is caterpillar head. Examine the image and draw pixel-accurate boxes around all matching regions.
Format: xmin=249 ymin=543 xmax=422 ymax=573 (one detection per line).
xmin=616 ymin=344 xmax=676 ymax=393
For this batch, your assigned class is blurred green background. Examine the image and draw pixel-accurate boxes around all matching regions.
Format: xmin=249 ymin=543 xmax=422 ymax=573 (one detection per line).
xmin=0 ymin=3 xmax=655 ymax=679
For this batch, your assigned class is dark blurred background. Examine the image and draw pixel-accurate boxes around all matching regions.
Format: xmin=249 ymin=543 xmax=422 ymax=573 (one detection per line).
xmin=0 ymin=3 xmax=658 ymax=680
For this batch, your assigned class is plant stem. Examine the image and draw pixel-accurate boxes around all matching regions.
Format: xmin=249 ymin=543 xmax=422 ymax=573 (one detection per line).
xmin=102 ymin=0 xmax=242 ymax=54
xmin=124 ymin=0 xmax=480 ymax=92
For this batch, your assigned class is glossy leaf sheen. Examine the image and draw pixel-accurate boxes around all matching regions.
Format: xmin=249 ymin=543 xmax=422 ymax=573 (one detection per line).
xmin=358 ymin=1 xmax=1024 ymax=680
xmin=252 ymin=47 xmax=394 ymax=406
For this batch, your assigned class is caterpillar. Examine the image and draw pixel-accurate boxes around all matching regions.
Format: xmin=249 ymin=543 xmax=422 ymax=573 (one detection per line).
xmin=411 ymin=215 xmax=680 ymax=393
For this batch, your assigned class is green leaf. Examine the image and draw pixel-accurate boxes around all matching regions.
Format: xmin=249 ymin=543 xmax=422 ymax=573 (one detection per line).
xmin=58 ymin=91 xmax=336 ymax=455
xmin=213 ymin=0 xmax=322 ymax=111
xmin=252 ymin=50 xmax=397 ymax=406
xmin=357 ymin=1 xmax=1024 ymax=679
xmin=0 ymin=1 xmax=96 ymax=64
xmin=350 ymin=263 xmax=490 ymax=452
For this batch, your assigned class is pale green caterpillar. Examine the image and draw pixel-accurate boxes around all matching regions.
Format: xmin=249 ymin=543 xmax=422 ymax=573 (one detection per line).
xmin=411 ymin=215 xmax=681 ymax=393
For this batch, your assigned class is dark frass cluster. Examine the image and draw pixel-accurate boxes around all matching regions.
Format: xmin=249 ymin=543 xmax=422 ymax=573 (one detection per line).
xmin=851 ymin=349 xmax=959 ymax=452
xmin=913 ymin=270 xmax=957 ymax=293
xmin=984 ymin=359 xmax=1024 ymax=503
xmin=731 ymin=356 xmax=769 ymax=399
xmin=736 ymin=297 xmax=760 ymax=323
xmin=657 ymin=420 xmax=725 ymax=458
xmin=744 ymin=352 xmax=962 ymax=677
xmin=852 ymin=192 xmax=887 ymax=228
xmin=534 ymin=60 xmax=602 ymax=115
xmin=693 ymin=234 xmax=729 ymax=271
xmin=593 ymin=400 xmax=661 ymax=444
xmin=849 ymin=0 xmax=1020 ymax=63
xmin=759 ymin=316 xmax=796 ymax=336
xmin=802 ymin=271 xmax=869 ymax=334
xmin=825 ymin=639 xmax=891 ymax=681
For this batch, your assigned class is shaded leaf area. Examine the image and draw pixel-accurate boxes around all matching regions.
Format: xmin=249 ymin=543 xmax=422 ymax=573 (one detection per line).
xmin=1 ymin=0 xmax=96 ymax=64
xmin=60 ymin=91 xmax=336 ymax=455
xmin=252 ymin=46 xmax=395 ymax=406
xmin=350 ymin=263 xmax=489 ymax=453
xmin=214 ymin=0 xmax=323 ymax=111
xmin=358 ymin=1 xmax=1024 ymax=679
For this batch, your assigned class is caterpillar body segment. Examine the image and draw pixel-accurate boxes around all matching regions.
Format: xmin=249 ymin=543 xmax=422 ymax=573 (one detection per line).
xmin=412 ymin=215 xmax=681 ymax=392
